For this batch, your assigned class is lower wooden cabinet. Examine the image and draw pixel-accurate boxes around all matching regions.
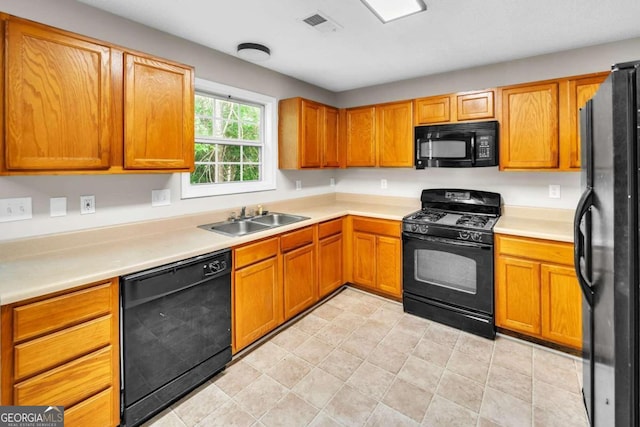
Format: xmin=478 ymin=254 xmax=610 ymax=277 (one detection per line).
xmin=495 ymin=234 xmax=582 ymax=349
xmin=318 ymin=218 xmax=344 ymax=298
xmin=0 ymin=279 xmax=120 ymax=426
xmin=282 ymin=226 xmax=317 ymax=320
xmin=349 ymin=216 xmax=402 ymax=299
xmin=233 ymin=238 xmax=281 ymax=352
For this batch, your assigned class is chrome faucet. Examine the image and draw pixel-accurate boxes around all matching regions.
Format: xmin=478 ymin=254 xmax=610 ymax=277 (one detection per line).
xmin=240 ymin=206 xmax=246 ymax=219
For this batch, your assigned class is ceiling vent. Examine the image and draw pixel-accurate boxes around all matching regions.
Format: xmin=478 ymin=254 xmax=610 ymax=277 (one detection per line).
xmin=302 ymin=11 xmax=342 ymax=33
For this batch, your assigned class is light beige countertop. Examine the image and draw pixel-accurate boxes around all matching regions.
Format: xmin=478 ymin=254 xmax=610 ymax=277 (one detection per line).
xmin=494 ymin=206 xmax=574 ymax=243
xmin=0 ymin=194 xmax=575 ymax=305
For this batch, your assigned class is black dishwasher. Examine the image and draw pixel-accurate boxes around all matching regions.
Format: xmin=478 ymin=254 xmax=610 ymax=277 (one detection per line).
xmin=120 ymin=249 xmax=232 ymax=426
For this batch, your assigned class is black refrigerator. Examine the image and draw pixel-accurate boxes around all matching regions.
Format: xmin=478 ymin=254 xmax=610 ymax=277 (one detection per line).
xmin=575 ymin=61 xmax=640 ymax=426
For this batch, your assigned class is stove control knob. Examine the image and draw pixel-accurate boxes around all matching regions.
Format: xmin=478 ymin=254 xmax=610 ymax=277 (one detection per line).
xmin=420 ymin=224 xmax=429 ymax=233
xmin=471 ymin=232 xmax=482 ymax=241
xmin=458 ymin=231 xmax=470 ymax=240
xmin=411 ymin=224 xmax=419 ymax=232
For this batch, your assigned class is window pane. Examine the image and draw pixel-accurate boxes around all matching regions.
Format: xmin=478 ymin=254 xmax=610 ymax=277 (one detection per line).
xmin=220 ymin=164 xmax=240 ymax=182
xmin=216 ymin=99 xmax=239 ymax=120
xmin=243 ymin=146 xmax=261 ymax=162
xmin=241 ymin=123 xmax=260 ymax=141
xmin=195 ymin=95 xmax=214 ymax=116
xmin=214 ymin=119 xmax=240 ymax=139
xmin=243 ymin=165 xmax=260 ymax=182
xmin=195 ymin=117 xmax=213 ymax=137
xmin=219 ymin=145 xmax=241 ymax=162
xmin=240 ymin=104 xmax=260 ymax=123
xmin=195 ymin=143 xmax=217 ymax=162
xmin=191 ymin=164 xmax=215 ymax=184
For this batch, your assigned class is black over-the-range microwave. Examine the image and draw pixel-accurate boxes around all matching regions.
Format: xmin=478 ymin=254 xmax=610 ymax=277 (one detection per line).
xmin=414 ymin=120 xmax=499 ymax=168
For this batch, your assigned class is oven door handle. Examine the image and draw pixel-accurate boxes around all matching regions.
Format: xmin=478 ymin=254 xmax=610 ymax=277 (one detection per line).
xmin=403 ymin=232 xmax=492 ymax=249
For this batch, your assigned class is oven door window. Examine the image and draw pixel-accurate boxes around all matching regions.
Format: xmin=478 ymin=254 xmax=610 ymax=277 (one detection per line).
xmin=430 ymin=139 xmax=468 ymax=159
xmin=415 ymin=249 xmax=476 ymax=293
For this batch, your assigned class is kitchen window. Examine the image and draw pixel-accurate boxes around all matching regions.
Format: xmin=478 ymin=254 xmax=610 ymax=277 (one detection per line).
xmin=181 ymin=79 xmax=276 ymax=198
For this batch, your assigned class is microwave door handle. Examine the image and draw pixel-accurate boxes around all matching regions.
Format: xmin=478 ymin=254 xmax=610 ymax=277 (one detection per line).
xmin=470 ymin=134 xmax=476 ymax=166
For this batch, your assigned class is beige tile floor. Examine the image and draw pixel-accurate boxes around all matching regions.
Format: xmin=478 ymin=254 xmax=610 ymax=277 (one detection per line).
xmin=143 ymin=287 xmax=588 ymax=427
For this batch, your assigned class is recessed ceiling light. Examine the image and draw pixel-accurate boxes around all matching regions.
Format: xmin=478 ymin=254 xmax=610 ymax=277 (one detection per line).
xmin=360 ymin=0 xmax=427 ymax=23
xmin=237 ymin=43 xmax=271 ymax=61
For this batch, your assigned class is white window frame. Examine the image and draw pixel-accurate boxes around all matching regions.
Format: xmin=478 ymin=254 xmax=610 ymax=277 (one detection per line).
xmin=181 ymin=78 xmax=277 ymax=198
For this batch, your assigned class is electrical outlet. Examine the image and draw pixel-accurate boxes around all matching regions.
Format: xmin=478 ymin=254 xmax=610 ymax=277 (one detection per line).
xmin=381 ymin=179 xmax=388 ymax=189
xmin=548 ymin=184 xmax=561 ymax=199
xmin=330 ymin=178 xmax=335 ymax=187
xmin=152 ymin=189 xmax=171 ymax=207
xmin=0 ymin=197 xmax=32 ymax=222
xmin=50 ymin=197 xmax=67 ymax=217
xmin=80 ymin=195 xmax=95 ymax=214
xmin=295 ymin=180 xmax=302 ymax=191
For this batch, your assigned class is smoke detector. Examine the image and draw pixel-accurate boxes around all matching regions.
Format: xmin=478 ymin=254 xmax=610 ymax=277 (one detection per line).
xmin=301 ymin=11 xmax=342 ymax=33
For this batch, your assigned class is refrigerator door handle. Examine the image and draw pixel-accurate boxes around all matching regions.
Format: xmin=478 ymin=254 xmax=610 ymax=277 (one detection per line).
xmin=574 ymin=187 xmax=594 ymax=306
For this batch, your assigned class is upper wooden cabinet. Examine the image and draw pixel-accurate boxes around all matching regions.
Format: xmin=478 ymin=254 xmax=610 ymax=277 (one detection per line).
xmin=562 ymin=72 xmax=609 ymax=170
xmin=4 ymin=19 xmax=113 ymax=171
xmin=124 ymin=53 xmax=194 ymax=170
xmin=499 ymin=82 xmax=560 ymax=170
xmin=1 ymin=16 xmax=194 ymax=175
xmin=376 ymin=101 xmax=413 ymax=167
xmin=498 ymin=71 xmax=608 ymax=171
xmin=278 ymin=98 xmax=340 ymax=169
xmin=345 ymin=101 xmax=412 ymax=167
xmin=345 ymin=105 xmax=377 ymax=167
xmin=414 ymin=90 xmax=495 ymax=125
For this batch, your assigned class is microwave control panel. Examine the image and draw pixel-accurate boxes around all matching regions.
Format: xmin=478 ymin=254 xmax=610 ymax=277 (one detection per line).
xmin=476 ymin=135 xmax=493 ymax=159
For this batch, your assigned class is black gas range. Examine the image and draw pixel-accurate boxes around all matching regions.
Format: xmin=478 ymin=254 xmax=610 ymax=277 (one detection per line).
xmin=402 ymin=189 xmax=501 ymax=339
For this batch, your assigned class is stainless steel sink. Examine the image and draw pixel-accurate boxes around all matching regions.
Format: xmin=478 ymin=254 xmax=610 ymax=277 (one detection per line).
xmin=198 ymin=212 xmax=309 ymax=237
xmin=250 ymin=213 xmax=309 ymax=227
xmin=199 ymin=220 xmax=271 ymax=236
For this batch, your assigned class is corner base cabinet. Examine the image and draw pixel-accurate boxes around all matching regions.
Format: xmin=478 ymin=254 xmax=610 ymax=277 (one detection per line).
xmin=495 ymin=234 xmax=582 ymax=350
xmin=0 ymin=279 xmax=120 ymax=426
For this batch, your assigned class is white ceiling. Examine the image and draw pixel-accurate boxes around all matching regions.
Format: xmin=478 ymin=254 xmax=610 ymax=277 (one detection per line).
xmin=77 ymin=0 xmax=640 ymax=92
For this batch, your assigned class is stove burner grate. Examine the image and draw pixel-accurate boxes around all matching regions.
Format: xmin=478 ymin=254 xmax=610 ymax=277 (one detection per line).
xmin=415 ymin=209 xmax=447 ymax=222
xmin=456 ymin=215 xmax=489 ymax=228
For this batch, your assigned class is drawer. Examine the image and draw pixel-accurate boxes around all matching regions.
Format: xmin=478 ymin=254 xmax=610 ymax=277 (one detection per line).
xmin=496 ymin=234 xmax=573 ymax=265
xmin=281 ymin=226 xmax=314 ymax=252
xmin=234 ymin=237 xmax=279 ymax=269
xmin=14 ymin=346 xmax=113 ymax=408
xmin=65 ymin=387 xmax=116 ymax=427
xmin=13 ymin=281 xmax=114 ymax=342
xmin=14 ymin=315 xmax=112 ymax=381
xmin=318 ymin=218 xmax=342 ymax=239
xmin=352 ymin=216 xmax=401 ymax=237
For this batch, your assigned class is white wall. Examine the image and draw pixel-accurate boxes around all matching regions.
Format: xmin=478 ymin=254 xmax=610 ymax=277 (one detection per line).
xmin=0 ymin=0 xmax=634 ymax=241
xmin=334 ymin=168 xmax=580 ymax=209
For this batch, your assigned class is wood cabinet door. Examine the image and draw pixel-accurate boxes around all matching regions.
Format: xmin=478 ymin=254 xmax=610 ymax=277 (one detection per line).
xmin=5 ymin=19 xmax=112 ymax=170
xmin=300 ymin=100 xmax=322 ymax=168
xmin=346 ymin=106 xmax=376 ymax=166
xmin=414 ymin=96 xmax=450 ymax=124
xmin=124 ymin=53 xmax=194 ymax=170
xmin=376 ymin=236 xmax=402 ymax=297
xmin=495 ymin=255 xmax=541 ymax=335
xmin=564 ymin=73 xmax=608 ymax=170
xmin=377 ymin=101 xmax=413 ymax=167
xmin=323 ymin=106 xmax=340 ymax=167
xmin=283 ymin=243 xmax=317 ymax=320
xmin=233 ymin=257 xmax=281 ymax=351
xmin=500 ymin=82 xmax=559 ymax=170
xmin=318 ymin=234 xmax=343 ymax=298
xmin=352 ymin=232 xmax=376 ymax=288
xmin=541 ymin=264 xmax=582 ymax=349
xmin=456 ymin=90 xmax=494 ymax=121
